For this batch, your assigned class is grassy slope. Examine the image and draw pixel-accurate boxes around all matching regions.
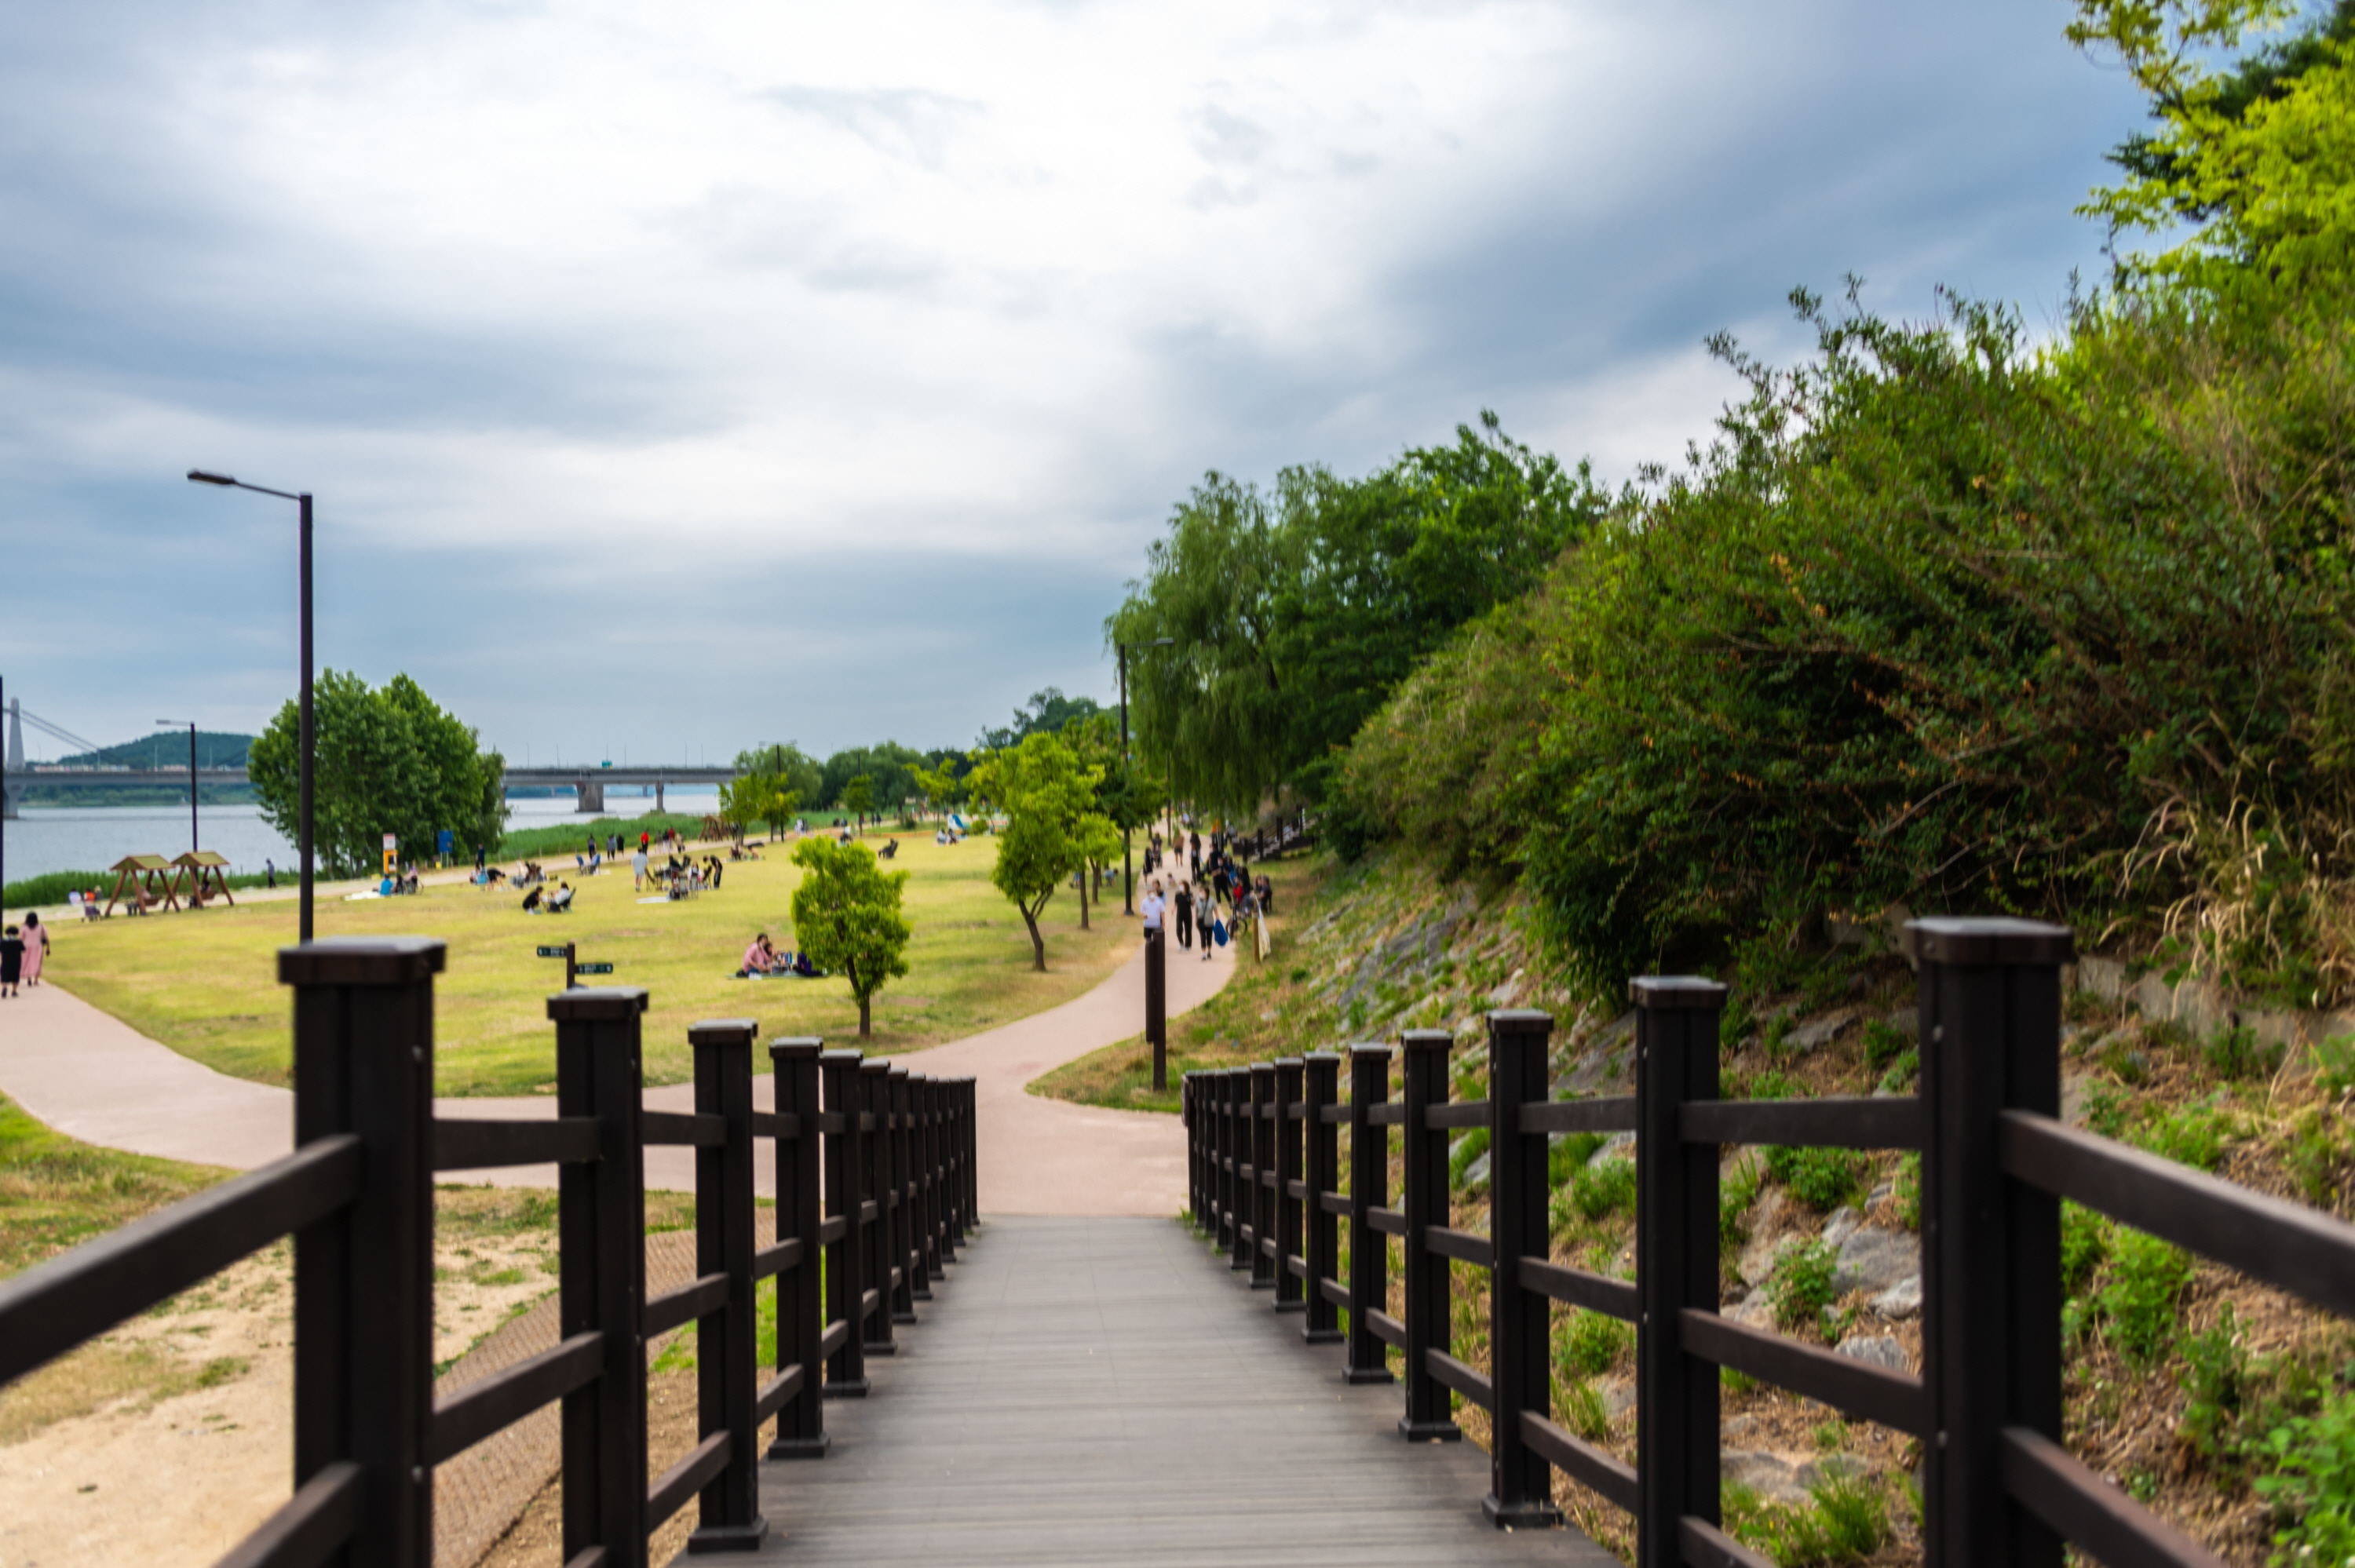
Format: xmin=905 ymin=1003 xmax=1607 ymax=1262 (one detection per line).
xmin=44 ymin=832 xmax=1136 ymax=1096
xmin=1057 ymin=847 xmax=2355 ymax=1565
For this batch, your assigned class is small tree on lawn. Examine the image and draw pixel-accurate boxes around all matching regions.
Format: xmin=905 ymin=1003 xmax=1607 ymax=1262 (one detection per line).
xmin=968 ymin=731 xmax=1101 ymax=970
xmin=842 ymin=774 xmax=875 ymax=831
xmin=789 ymin=837 xmax=911 ymax=1038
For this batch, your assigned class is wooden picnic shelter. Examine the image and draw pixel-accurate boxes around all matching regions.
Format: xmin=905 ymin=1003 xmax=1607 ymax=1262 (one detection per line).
xmin=104 ymin=854 xmax=178 ymax=916
xmin=172 ymin=850 xmax=236 ymax=908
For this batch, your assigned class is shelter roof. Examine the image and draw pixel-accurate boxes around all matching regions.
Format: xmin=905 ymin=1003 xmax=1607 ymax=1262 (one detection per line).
xmin=173 ymin=851 xmax=232 ymax=867
xmin=110 ymin=855 xmax=173 ymax=871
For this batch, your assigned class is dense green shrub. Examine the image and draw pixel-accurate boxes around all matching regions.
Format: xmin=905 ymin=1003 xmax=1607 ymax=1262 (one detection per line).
xmin=1723 ymin=1475 xmax=1891 ymax=1565
xmin=2255 ymin=1390 xmax=2355 ymax=1563
xmin=1571 ymin=1156 xmax=1638 ymax=1221
xmin=1767 ymin=1238 xmax=1842 ymax=1330
xmin=1448 ymin=1128 xmax=1490 ymax=1191
xmin=1766 ymin=1145 xmax=1866 ymax=1212
xmin=1560 ymin=1309 xmax=1632 ymax=1377
xmin=1550 ymin=1131 xmax=1605 ymax=1187
xmin=2098 ymin=1230 xmax=2195 ymax=1364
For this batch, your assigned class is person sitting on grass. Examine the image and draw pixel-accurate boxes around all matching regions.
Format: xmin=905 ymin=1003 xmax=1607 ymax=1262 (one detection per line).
xmin=741 ymin=932 xmax=780 ymax=977
xmin=793 ymin=950 xmax=820 ymax=978
xmin=520 ymin=884 xmax=543 ymax=913
xmin=546 ymin=881 xmax=575 ymax=913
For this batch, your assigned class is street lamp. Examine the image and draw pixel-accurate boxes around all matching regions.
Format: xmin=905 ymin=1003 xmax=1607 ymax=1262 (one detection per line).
xmin=1115 ymin=636 xmax=1176 ymax=916
xmin=187 ymin=470 xmax=316 ymax=943
xmin=156 ymin=720 xmax=198 ymax=856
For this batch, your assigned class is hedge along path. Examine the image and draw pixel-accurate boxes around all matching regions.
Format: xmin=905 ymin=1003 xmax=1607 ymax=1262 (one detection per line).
xmin=20 ymin=831 xmax=1137 ymax=1096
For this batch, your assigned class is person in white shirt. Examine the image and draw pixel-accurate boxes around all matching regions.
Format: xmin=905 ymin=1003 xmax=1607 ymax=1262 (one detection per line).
xmin=1141 ymin=881 xmax=1167 ymax=937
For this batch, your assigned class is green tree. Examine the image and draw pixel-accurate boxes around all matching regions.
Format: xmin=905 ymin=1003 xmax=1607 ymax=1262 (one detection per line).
xmin=2073 ymin=0 xmax=2355 ymax=291
xmin=250 ymin=670 xmax=503 ymax=876
xmin=788 ymin=837 xmax=912 ymax=1037
xmin=717 ymin=773 xmax=797 ymax=842
xmin=841 ymin=774 xmax=875 ymax=827
xmin=911 ymin=752 xmax=969 ymax=815
xmin=733 ymin=744 xmax=823 ymax=812
xmin=1107 ymin=414 xmax=1608 ymax=819
xmin=966 ymin=731 xmax=1102 ymax=969
xmin=977 ymin=687 xmax=1106 ymax=751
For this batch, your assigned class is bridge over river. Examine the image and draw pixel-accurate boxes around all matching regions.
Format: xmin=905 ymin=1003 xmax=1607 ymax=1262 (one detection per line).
xmin=0 ymin=764 xmax=737 ymax=817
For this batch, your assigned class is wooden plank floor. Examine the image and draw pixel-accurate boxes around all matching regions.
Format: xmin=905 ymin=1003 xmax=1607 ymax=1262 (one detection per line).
xmin=736 ymin=1216 xmax=1619 ymax=1566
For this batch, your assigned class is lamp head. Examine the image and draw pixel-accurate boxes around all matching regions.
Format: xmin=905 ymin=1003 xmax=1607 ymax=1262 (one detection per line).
xmin=186 ymin=470 xmax=236 ymax=487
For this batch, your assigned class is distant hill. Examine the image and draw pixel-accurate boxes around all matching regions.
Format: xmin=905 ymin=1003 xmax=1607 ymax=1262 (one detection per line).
xmin=56 ymin=731 xmax=256 ymax=771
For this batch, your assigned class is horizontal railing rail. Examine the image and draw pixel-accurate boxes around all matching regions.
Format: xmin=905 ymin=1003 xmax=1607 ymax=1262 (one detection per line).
xmin=1181 ymin=916 xmax=2355 ymax=1568
xmin=0 ymin=939 xmax=982 ymax=1568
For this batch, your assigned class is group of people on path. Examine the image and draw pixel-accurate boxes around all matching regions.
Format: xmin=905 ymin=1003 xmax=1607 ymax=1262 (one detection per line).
xmin=1139 ymin=825 xmax=1270 ymax=962
xmin=0 ymin=912 xmax=49 ymax=997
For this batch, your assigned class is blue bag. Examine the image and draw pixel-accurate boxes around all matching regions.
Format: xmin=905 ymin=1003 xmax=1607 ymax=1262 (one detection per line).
xmin=1213 ymin=919 xmax=1229 ymax=947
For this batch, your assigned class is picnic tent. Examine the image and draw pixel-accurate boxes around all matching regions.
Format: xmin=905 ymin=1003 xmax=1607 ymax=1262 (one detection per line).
xmin=104 ymin=855 xmax=179 ymax=916
xmin=172 ymin=850 xmax=236 ymax=909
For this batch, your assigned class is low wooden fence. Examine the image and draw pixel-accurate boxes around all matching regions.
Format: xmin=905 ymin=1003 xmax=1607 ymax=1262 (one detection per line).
xmin=0 ymin=937 xmax=977 ymax=1568
xmin=1182 ymin=916 xmax=2355 ymax=1568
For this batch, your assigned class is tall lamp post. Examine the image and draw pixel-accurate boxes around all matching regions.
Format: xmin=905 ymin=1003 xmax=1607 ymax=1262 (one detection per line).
xmin=186 ymin=471 xmax=316 ymax=943
xmin=156 ymin=720 xmax=198 ymax=855
xmin=1115 ymin=636 xmax=1175 ymax=916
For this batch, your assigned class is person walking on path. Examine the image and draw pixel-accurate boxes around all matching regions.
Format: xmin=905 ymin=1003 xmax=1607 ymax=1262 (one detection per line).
xmin=20 ymin=913 xmax=46 ymax=987
xmin=1 ymin=927 xmax=22 ymax=998
xmin=1141 ymin=880 xmax=1165 ymax=939
xmin=1174 ymin=882 xmax=1194 ymax=950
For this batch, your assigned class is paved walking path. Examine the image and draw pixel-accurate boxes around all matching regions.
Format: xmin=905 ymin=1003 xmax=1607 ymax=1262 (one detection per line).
xmin=0 ymin=928 xmax=1230 ymax=1213
xmin=747 ymin=1216 xmax=1613 ymax=1565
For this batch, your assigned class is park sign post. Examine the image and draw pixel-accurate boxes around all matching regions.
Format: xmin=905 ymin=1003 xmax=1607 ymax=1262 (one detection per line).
xmin=535 ymin=942 xmax=614 ymax=990
xmin=382 ymin=832 xmax=397 ymax=879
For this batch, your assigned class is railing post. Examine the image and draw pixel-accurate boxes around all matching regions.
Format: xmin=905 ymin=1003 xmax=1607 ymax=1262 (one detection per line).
xmin=860 ymin=1060 xmax=896 ymax=1353
xmin=923 ymin=1074 xmax=951 ymax=1262
xmin=1345 ymin=1045 xmax=1393 ymax=1384
xmin=1486 ymin=1008 xmax=1563 ymax=1528
xmin=1397 ymin=1027 xmax=1460 ymax=1441
xmin=1908 ymin=918 xmax=2072 ymax=1568
xmin=1224 ymin=1070 xmax=1248 ymax=1271
xmin=918 ymin=1075 xmax=944 ymax=1284
xmin=1181 ymin=1074 xmax=1198 ymax=1225
xmin=769 ymin=1038 xmax=830 ymax=1457
xmin=1249 ymin=1062 xmax=1277 ymax=1289
xmin=687 ymin=1018 xmax=767 ymax=1552
xmin=283 ymin=937 xmax=445 ymax=1568
xmin=1302 ymin=1053 xmax=1342 ymax=1344
xmin=819 ymin=1048 xmax=869 ymax=1398
xmin=553 ymin=986 xmax=652 ymax=1568
xmin=1634 ymin=977 xmax=1725 ymax=1568
xmin=963 ymin=1078 xmax=979 ymax=1235
xmin=1274 ymin=1056 xmax=1305 ymax=1314
xmin=889 ymin=1065 xmax=919 ymax=1321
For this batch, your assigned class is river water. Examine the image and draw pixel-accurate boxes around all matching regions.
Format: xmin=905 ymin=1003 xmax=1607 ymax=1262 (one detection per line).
xmin=2 ymin=789 xmax=723 ymax=884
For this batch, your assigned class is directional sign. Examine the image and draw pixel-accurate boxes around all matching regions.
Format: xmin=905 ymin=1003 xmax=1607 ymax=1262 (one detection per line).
xmin=537 ymin=946 xmax=568 ymax=958
xmin=575 ymin=962 xmax=615 ymax=975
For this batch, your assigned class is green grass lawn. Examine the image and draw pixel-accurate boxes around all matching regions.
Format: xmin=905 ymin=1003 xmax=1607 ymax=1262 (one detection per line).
xmin=44 ymin=833 xmax=1138 ymax=1096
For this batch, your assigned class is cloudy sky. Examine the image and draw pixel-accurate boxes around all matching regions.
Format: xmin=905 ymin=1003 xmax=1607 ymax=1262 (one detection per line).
xmin=1 ymin=0 xmax=2151 ymax=765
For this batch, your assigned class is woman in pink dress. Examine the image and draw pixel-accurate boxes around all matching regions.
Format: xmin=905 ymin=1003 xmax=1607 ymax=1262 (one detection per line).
xmin=20 ymin=912 xmax=46 ymax=986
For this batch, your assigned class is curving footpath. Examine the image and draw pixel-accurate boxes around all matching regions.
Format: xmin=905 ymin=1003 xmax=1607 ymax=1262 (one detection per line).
xmin=0 ymin=930 xmax=1233 ymax=1216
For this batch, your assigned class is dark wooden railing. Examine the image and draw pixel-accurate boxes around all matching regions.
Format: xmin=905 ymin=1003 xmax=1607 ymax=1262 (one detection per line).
xmin=1182 ymin=916 xmax=2355 ymax=1568
xmin=0 ymin=937 xmax=978 ymax=1568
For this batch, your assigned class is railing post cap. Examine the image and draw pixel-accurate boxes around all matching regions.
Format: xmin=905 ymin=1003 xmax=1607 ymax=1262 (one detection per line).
xmin=1398 ymin=1029 xmax=1452 ymax=1052
xmin=1346 ymin=1041 xmax=1393 ymax=1059
xmin=277 ymin=936 xmax=447 ymax=987
xmin=688 ymin=1017 xmax=758 ymax=1048
xmin=1903 ymin=917 xmax=2075 ymax=967
xmin=818 ymin=1047 xmax=864 ymax=1066
xmin=1630 ymin=975 xmax=1728 ymax=1010
xmin=859 ymin=1057 xmax=891 ymax=1076
xmin=546 ymin=986 xmax=651 ymax=1022
xmin=885 ymin=1063 xmax=908 ymax=1081
xmin=1486 ymin=1008 xmax=1553 ymax=1035
xmin=1274 ymin=1056 xmax=1305 ymax=1070
xmin=1302 ymin=1050 xmax=1342 ymax=1063
xmin=769 ymin=1037 xmax=824 ymax=1059
xmin=1249 ymin=1061 xmax=1276 ymax=1078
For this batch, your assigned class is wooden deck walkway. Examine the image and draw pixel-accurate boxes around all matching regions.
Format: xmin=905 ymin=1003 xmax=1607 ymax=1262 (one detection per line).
xmin=742 ymin=1216 xmax=1617 ymax=1566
